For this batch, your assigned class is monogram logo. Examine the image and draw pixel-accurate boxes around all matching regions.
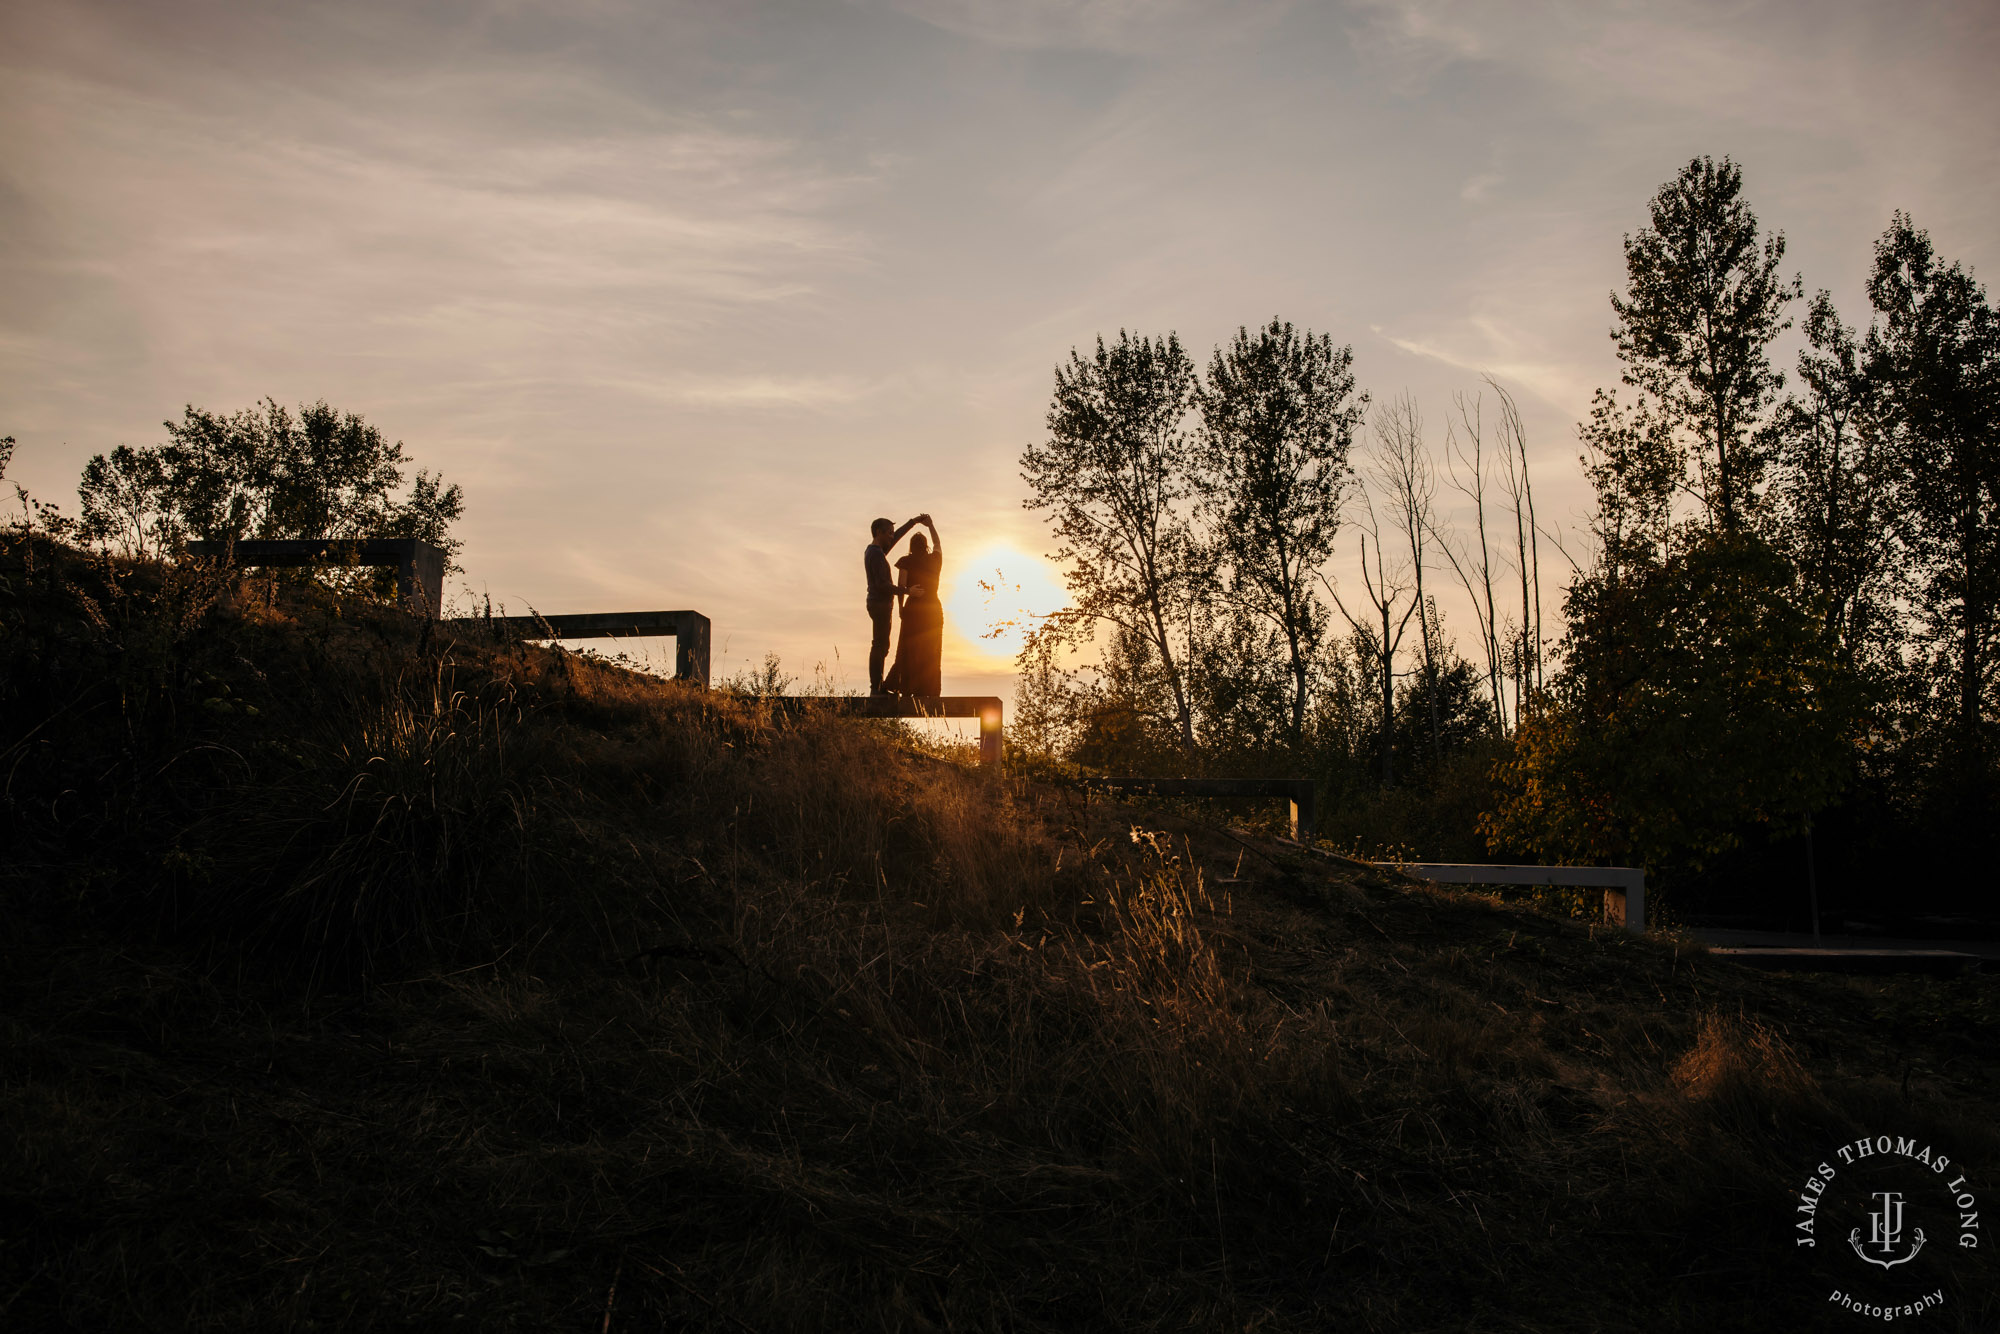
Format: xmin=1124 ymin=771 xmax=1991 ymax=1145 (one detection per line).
xmin=1849 ymin=1190 xmax=1926 ymax=1269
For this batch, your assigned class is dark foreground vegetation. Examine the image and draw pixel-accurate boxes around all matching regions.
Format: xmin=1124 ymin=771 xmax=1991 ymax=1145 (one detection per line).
xmin=5 ymin=531 xmax=1999 ymax=1332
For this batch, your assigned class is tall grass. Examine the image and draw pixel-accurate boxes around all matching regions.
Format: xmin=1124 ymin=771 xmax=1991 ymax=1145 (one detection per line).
xmin=204 ymin=669 xmax=550 ymax=989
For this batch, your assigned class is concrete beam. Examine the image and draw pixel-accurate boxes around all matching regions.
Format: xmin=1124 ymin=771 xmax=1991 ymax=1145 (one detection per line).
xmin=773 ymin=696 xmax=1004 ymax=767
xmin=1395 ymin=862 xmax=1646 ymax=933
xmin=446 ymin=610 xmax=712 ymax=686
xmin=1706 ymin=947 xmax=1979 ymax=976
xmin=186 ymin=538 xmax=446 ymax=618
xmin=1084 ymin=777 xmax=1316 ymax=844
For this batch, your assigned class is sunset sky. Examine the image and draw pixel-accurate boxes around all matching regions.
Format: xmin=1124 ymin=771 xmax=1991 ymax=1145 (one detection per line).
xmin=4 ymin=0 xmax=1995 ymax=704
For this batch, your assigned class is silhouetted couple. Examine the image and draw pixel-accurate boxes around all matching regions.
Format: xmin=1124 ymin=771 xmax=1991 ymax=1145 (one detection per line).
xmin=865 ymin=514 xmax=943 ymax=697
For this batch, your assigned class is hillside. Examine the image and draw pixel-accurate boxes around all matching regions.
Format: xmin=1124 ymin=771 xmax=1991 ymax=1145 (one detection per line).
xmin=4 ymin=531 xmax=1997 ymax=1332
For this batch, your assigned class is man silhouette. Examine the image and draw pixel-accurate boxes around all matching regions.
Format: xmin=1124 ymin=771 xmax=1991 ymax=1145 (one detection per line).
xmin=865 ymin=515 xmax=925 ymax=695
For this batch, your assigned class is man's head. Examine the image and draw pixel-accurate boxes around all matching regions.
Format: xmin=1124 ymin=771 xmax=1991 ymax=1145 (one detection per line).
xmin=871 ymin=517 xmax=895 ymax=547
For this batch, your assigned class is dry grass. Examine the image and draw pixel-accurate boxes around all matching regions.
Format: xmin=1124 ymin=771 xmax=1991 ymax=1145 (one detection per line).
xmin=4 ymin=530 xmax=2000 ymax=1331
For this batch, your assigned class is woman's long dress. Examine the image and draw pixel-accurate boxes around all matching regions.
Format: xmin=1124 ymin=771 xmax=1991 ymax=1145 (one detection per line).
xmin=884 ymin=551 xmax=943 ymax=697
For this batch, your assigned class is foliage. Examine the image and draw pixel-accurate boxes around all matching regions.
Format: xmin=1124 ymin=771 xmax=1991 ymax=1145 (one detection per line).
xmin=1185 ymin=602 xmax=1292 ymax=759
xmin=1863 ymin=213 xmax=2000 ymax=798
xmin=1771 ymin=290 xmax=1901 ymax=673
xmin=77 ymin=398 xmax=464 ymax=570
xmin=718 ymin=649 xmax=796 ymax=697
xmin=1485 ymin=531 xmax=1862 ymax=871
xmin=1015 ymin=332 xmax=1524 ymax=866
xmin=1577 ymin=387 xmax=1679 ymax=573
xmin=1390 ymin=653 xmax=1495 ymax=783
xmin=1067 ymin=619 xmax=1188 ymax=772
xmin=1008 ymin=615 xmax=1084 ymax=758
xmin=1196 ymin=319 xmax=1365 ymax=744
xmin=1016 ymin=324 xmax=1470 ymax=793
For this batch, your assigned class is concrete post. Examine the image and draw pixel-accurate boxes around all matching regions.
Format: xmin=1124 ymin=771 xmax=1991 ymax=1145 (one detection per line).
xmin=979 ymin=700 xmax=1003 ymax=768
xmin=674 ymin=613 xmax=711 ymax=687
xmin=1288 ymin=781 xmax=1316 ymax=845
xmin=398 ymin=541 xmax=444 ymax=619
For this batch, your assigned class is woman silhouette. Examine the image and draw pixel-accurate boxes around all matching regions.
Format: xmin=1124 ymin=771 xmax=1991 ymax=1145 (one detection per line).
xmin=884 ymin=516 xmax=943 ymax=697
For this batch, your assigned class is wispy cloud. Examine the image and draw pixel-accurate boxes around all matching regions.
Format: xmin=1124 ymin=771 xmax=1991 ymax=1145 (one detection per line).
xmin=1344 ymin=0 xmax=1484 ymax=70
xmin=876 ymin=0 xmax=1293 ymax=52
xmin=1373 ymin=317 xmax=1596 ymax=433
xmin=607 ymin=373 xmax=884 ymax=410
xmin=5 ymin=70 xmax=863 ymax=312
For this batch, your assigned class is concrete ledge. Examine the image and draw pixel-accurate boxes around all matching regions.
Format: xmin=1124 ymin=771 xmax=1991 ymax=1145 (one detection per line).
xmin=187 ymin=538 xmax=446 ymax=618
xmin=1083 ymin=777 xmax=1315 ymax=844
xmin=444 ymin=610 xmax=711 ymax=685
xmin=1708 ymin=948 xmax=1983 ymax=976
xmin=1396 ymin=862 xmax=1647 ymax=934
xmin=772 ymin=696 xmax=1004 ymax=767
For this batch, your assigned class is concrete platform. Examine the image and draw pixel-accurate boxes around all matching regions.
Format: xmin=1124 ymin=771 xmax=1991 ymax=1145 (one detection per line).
xmin=772 ymin=695 xmax=1004 ymax=766
xmin=1083 ymin=777 xmax=1316 ymax=844
xmin=188 ymin=538 xmax=446 ymax=618
xmin=444 ymin=609 xmax=711 ymax=684
xmin=1703 ymin=946 xmax=1986 ymax=976
xmin=1694 ymin=928 xmax=2000 ymax=956
xmin=1399 ymin=862 xmax=1645 ymax=934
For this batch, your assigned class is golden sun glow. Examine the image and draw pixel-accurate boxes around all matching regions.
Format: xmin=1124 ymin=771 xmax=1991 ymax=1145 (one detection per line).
xmin=943 ymin=540 xmax=1070 ymax=663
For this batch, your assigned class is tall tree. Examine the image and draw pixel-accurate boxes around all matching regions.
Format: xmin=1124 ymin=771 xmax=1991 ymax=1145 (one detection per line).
xmin=1492 ymin=381 xmax=1546 ymax=713
xmin=1196 ymin=319 xmax=1365 ymax=746
xmin=1021 ymin=332 xmax=1206 ymax=753
xmin=1437 ymin=391 xmax=1511 ymax=729
xmin=1370 ymin=395 xmax=1442 ymax=764
xmin=1494 ymin=158 xmax=1859 ymax=877
xmin=1328 ymin=481 xmax=1421 ymax=784
xmin=1865 ymin=214 xmax=2000 ymax=790
xmin=1609 ymin=155 xmax=1799 ymax=532
xmin=1772 ymin=291 xmax=1899 ymax=672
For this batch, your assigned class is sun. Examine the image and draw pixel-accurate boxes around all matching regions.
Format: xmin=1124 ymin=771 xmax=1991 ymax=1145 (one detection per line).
xmin=943 ymin=540 xmax=1070 ymax=663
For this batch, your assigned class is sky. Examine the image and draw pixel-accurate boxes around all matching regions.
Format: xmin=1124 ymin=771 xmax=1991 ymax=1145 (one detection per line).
xmin=3 ymin=0 xmax=1996 ymax=707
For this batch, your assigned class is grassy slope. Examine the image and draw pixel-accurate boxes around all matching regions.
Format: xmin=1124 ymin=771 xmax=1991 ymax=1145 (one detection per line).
xmin=4 ymin=533 xmax=1998 ymax=1332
